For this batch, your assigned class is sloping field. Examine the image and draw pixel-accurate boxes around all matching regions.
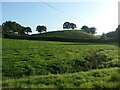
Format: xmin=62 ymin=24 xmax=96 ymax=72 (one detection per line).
xmin=2 ymin=39 xmax=119 ymax=88
xmin=32 ymin=30 xmax=100 ymax=39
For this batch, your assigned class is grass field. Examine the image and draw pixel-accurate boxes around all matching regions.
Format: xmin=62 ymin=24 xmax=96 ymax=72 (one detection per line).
xmin=32 ymin=30 xmax=100 ymax=39
xmin=3 ymin=68 xmax=120 ymax=88
xmin=2 ymin=38 xmax=120 ymax=88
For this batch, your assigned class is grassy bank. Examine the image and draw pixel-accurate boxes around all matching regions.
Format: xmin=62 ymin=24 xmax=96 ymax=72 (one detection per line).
xmin=2 ymin=38 xmax=119 ymax=88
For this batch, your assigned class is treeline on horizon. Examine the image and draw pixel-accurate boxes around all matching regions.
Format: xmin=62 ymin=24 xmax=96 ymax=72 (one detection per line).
xmin=1 ymin=21 xmax=97 ymax=34
xmin=0 ymin=21 xmax=119 ymax=43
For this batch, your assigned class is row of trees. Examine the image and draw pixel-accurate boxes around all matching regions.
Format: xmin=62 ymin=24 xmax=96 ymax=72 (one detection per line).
xmin=2 ymin=21 xmax=97 ymax=35
xmin=2 ymin=21 xmax=47 ymax=35
xmin=99 ymin=25 xmax=120 ymax=41
xmin=63 ymin=22 xmax=96 ymax=35
xmin=1 ymin=21 xmax=119 ymax=42
xmin=106 ymin=25 xmax=120 ymax=40
xmin=63 ymin=21 xmax=119 ymax=39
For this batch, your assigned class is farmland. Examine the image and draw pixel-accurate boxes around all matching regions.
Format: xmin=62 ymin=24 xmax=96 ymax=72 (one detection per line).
xmin=2 ymin=38 xmax=120 ymax=88
xmin=31 ymin=30 xmax=100 ymax=39
xmin=2 ymin=1 xmax=120 ymax=89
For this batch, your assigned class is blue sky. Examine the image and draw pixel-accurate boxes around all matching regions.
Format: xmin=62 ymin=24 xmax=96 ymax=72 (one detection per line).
xmin=1 ymin=1 xmax=119 ymax=35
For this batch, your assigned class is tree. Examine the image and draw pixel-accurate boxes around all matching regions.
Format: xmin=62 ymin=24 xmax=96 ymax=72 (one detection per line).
xmin=116 ymin=25 xmax=120 ymax=31
xmin=101 ymin=33 xmax=107 ymax=40
xmin=23 ymin=27 xmax=32 ymax=34
xmin=81 ymin=25 xmax=89 ymax=30
xmin=36 ymin=25 xmax=47 ymax=33
xmin=42 ymin=26 xmax=47 ymax=32
xmin=2 ymin=21 xmax=24 ymax=35
xmin=63 ymin=22 xmax=77 ymax=30
xmin=70 ymin=23 xmax=77 ymax=30
xmin=63 ymin=22 xmax=71 ymax=29
xmin=89 ymin=27 xmax=96 ymax=34
xmin=116 ymin=25 xmax=120 ymax=42
xmin=106 ymin=31 xmax=116 ymax=39
xmin=81 ymin=25 xmax=89 ymax=33
xmin=81 ymin=25 xmax=96 ymax=34
xmin=106 ymin=25 xmax=120 ymax=39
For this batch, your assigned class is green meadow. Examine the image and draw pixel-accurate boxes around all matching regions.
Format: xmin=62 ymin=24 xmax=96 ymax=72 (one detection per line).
xmin=2 ymin=38 xmax=120 ymax=88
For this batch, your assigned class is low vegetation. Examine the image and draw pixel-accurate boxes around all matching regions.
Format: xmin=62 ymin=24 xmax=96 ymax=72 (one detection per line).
xmin=2 ymin=39 xmax=119 ymax=88
xmin=3 ymin=68 xmax=120 ymax=88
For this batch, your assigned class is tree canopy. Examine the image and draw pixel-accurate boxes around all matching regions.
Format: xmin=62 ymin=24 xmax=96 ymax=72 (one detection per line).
xmin=2 ymin=21 xmax=22 ymax=34
xmin=36 ymin=25 xmax=47 ymax=33
xmin=101 ymin=33 xmax=107 ymax=40
xmin=23 ymin=27 xmax=32 ymax=34
xmin=70 ymin=23 xmax=77 ymax=30
xmin=81 ymin=25 xmax=96 ymax=34
xmin=116 ymin=25 xmax=120 ymax=31
xmin=106 ymin=25 xmax=120 ymax=40
xmin=2 ymin=21 xmax=32 ymax=35
xmin=63 ymin=22 xmax=77 ymax=30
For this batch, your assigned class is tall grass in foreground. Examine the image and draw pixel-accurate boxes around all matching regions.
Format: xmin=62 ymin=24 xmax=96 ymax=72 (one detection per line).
xmin=2 ymin=68 xmax=120 ymax=88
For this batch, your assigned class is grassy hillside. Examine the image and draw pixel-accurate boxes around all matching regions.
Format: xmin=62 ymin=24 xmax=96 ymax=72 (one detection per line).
xmin=3 ymin=68 xmax=120 ymax=88
xmin=2 ymin=39 xmax=119 ymax=88
xmin=32 ymin=30 xmax=100 ymax=40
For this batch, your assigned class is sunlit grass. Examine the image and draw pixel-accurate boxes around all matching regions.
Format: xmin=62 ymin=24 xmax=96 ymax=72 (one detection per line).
xmin=2 ymin=38 xmax=119 ymax=88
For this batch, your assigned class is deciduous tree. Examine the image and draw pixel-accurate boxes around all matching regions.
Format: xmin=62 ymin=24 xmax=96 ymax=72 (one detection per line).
xmin=63 ymin=22 xmax=77 ymax=30
xmin=23 ymin=27 xmax=32 ymax=34
xmin=81 ymin=25 xmax=96 ymax=34
xmin=36 ymin=25 xmax=47 ymax=33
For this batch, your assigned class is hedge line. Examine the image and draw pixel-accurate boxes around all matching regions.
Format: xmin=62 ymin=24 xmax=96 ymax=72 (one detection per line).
xmin=2 ymin=33 xmax=118 ymax=43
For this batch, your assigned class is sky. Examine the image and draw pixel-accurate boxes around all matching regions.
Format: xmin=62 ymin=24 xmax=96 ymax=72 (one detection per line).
xmin=1 ymin=0 xmax=119 ymax=35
